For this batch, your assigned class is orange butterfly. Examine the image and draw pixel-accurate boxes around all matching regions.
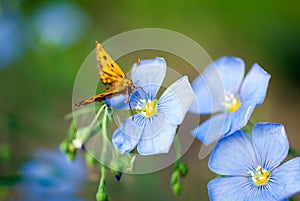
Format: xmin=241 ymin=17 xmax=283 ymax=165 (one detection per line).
xmin=75 ymin=41 xmax=136 ymax=107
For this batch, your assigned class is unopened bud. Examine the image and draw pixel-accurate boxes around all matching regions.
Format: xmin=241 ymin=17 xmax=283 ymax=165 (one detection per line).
xmin=96 ymin=190 xmax=109 ymax=201
xmin=178 ymin=163 xmax=189 ymax=177
xmin=59 ymin=140 xmax=69 ymax=153
xmin=172 ymin=182 xmax=183 ymax=196
xmin=110 ymin=160 xmax=124 ymax=181
xmin=170 ymin=170 xmax=180 ymax=185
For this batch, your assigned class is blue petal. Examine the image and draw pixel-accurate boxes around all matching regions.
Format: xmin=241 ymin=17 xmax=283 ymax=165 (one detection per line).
xmin=205 ymin=56 xmax=245 ymax=93
xmin=131 ymin=57 xmax=166 ymax=95
xmin=208 ymin=177 xmax=250 ymax=201
xmin=190 ymin=57 xmax=245 ymax=114
xmin=129 ymin=84 xmax=160 ymax=108
xmin=208 ymin=176 xmax=279 ymax=201
xmin=189 ymin=75 xmax=223 ymax=114
xmin=104 ymin=95 xmax=129 ymax=110
xmin=208 ymin=130 xmax=257 ymax=176
xmin=112 ymin=114 xmax=144 ymax=154
xmin=191 ymin=113 xmax=231 ymax=145
xmin=105 ymin=57 xmax=167 ymax=110
xmin=113 ymin=109 xmax=172 ymax=154
xmin=229 ymin=100 xmax=256 ymax=136
xmin=158 ymin=76 xmax=195 ymax=125
xmin=271 ymin=157 xmax=300 ymax=200
xmin=105 ymin=84 xmax=160 ymax=110
xmin=137 ymin=123 xmax=177 ymax=155
xmin=240 ymin=63 xmax=271 ymax=106
xmin=252 ymin=123 xmax=289 ymax=171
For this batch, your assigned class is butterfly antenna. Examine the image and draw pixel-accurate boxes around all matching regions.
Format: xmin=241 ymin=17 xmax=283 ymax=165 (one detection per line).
xmin=131 ymin=58 xmax=141 ymax=76
xmin=137 ymin=58 xmax=141 ymax=66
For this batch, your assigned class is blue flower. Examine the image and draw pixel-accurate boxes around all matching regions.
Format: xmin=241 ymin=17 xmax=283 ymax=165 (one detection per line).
xmin=208 ymin=123 xmax=300 ymax=201
xmin=190 ymin=56 xmax=271 ymax=145
xmin=33 ymin=2 xmax=88 ymax=47
xmin=111 ymin=58 xmax=195 ymax=155
xmin=104 ymin=58 xmax=168 ymax=110
xmin=16 ymin=150 xmax=86 ymax=201
xmin=0 ymin=13 xmax=27 ymax=68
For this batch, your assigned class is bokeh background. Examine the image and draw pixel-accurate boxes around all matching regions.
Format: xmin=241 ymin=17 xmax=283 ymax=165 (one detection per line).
xmin=1 ymin=0 xmax=300 ymax=200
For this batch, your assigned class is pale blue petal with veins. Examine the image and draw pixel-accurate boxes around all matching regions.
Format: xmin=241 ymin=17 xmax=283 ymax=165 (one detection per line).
xmin=208 ymin=123 xmax=300 ymax=201
xmin=190 ymin=56 xmax=271 ymax=145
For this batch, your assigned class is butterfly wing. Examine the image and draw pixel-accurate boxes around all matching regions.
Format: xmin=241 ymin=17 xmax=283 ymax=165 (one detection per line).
xmin=96 ymin=41 xmax=126 ymax=89
xmin=75 ymin=42 xmax=133 ymax=107
xmin=75 ymin=91 xmax=116 ymax=107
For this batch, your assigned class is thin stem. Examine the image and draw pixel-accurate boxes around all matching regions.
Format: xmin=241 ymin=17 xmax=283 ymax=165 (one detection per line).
xmin=174 ymin=134 xmax=181 ymax=168
xmin=96 ymin=105 xmax=110 ymax=201
xmin=75 ymin=105 xmax=106 ymax=144
xmin=67 ymin=119 xmax=77 ymax=141
xmin=101 ymin=106 xmax=109 ymax=161
xmin=97 ymin=164 xmax=107 ymax=194
xmin=91 ymin=104 xmax=106 ymax=127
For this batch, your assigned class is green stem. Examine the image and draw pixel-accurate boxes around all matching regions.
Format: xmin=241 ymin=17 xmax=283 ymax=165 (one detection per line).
xmin=96 ymin=105 xmax=110 ymax=201
xmin=97 ymin=164 xmax=107 ymax=192
xmin=100 ymin=106 xmax=109 ymax=162
xmin=76 ymin=105 xmax=106 ymax=144
xmin=66 ymin=120 xmax=77 ymax=141
xmin=91 ymin=104 xmax=106 ymax=127
xmin=174 ymin=134 xmax=181 ymax=168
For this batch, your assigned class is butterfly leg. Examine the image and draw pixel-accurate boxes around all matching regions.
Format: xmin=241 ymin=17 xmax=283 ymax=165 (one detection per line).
xmin=123 ymin=88 xmax=135 ymax=121
xmin=129 ymin=101 xmax=135 ymax=121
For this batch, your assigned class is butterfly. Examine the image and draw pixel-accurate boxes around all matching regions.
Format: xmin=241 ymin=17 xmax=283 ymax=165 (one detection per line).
xmin=75 ymin=41 xmax=136 ymax=107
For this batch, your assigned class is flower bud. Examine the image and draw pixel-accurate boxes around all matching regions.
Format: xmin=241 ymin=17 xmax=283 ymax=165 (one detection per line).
xmin=110 ymin=160 xmax=124 ymax=181
xmin=96 ymin=190 xmax=109 ymax=201
xmin=178 ymin=163 xmax=189 ymax=177
xmin=67 ymin=147 xmax=77 ymax=161
xmin=170 ymin=170 xmax=180 ymax=185
xmin=172 ymin=182 xmax=183 ymax=196
xmin=59 ymin=140 xmax=77 ymax=161
xmin=59 ymin=140 xmax=69 ymax=153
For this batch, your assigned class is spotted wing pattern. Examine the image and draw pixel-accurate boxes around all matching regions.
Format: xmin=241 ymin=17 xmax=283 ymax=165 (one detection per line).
xmin=96 ymin=41 xmax=126 ymax=89
xmin=75 ymin=41 xmax=134 ymax=107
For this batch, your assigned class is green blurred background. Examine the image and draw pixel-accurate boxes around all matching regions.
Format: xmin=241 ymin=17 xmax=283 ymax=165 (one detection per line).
xmin=1 ymin=0 xmax=300 ymax=200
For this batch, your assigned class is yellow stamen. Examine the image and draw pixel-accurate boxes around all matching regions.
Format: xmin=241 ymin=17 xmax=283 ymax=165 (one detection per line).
xmin=248 ymin=165 xmax=270 ymax=186
xmin=227 ymin=98 xmax=241 ymax=113
xmin=220 ymin=92 xmax=241 ymax=113
xmin=136 ymin=99 xmax=158 ymax=118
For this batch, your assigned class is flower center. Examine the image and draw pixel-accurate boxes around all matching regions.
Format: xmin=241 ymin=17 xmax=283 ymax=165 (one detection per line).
xmin=135 ymin=99 xmax=158 ymax=118
xmin=220 ymin=92 xmax=241 ymax=113
xmin=247 ymin=165 xmax=271 ymax=186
